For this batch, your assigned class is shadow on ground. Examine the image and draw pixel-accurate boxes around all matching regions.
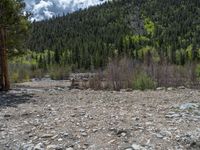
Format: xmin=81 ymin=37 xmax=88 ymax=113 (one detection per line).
xmin=0 ymin=91 xmax=34 ymax=108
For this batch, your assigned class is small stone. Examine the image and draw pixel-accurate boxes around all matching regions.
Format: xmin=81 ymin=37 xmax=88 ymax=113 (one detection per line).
xmin=119 ymin=143 xmax=133 ymax=150
xmin=116 ymin=129 xmax=128 ymax=136
xmin=41 ymin=134 xmax=54 ymax=138
xmin=66 ymin=148 xmax=74 ymax=150
xmin=178 ymin=86 xmax=185 ymax=89
xmin=134 ymin=117 xmax=140 ymax=121
xmin=58 ymin=138 xmax=63 ymax=141
xmin=79 ymin=128 xmax=85 ymax=132
xmin=81 ymin=132 xmax=87 ymax=136
xmin=63 ymin=132 xmax=69 ymax=137
xmin=92 ymin=129 xmax=98 ymax=133
xmin=156 ymin=87 xmax=165 ymax=90
xmin=51 ymin=135 xmax=58 ymax=140
xmin=180 ymin=103 xmax=199 ymax=110
xmin=125 ymin=148 xmax=133 ymax=150
xmin=34 ymin=143 xmax=44 ymax=150
xmin=167 ymin=87 xmax=174 ymax=91
xmin=189 ymin=141 xmax=200 ymax=149
xmin=131 ymin=143 xmax=142 ymax=150
xmin=145 ymin=122 xmax=153 ymax=125
xmin=4 ymin=114 xmax=11 ymax=118
xmin=156 ymin=133 xmax=164 ymax=139
xmin=70 ymin=114 xmax=76 ymax=117
xmin=108 ymin=139 xmax=116 ymax=144
xmin=47 ymin=145 xmax=63 ymax=150
xmin=121 ymin=132 xmax=126 ymax=137
xmin=22 ymin=143 xmax=34 ymax=150
xmin=165 ymin=112 xmax=182 ymax=118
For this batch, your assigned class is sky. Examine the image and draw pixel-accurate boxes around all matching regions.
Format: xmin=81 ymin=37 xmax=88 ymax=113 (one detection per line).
xmin=24 ymin=0 xmax=108 ymax=21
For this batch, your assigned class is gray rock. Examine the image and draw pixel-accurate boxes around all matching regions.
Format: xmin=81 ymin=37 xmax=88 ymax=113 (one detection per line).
xmin=156 ymin=133 xmax=164 ymax=139
xmin=21 ymin=143 xmax=35 ymax=150
xmin=125 ymin=148 xmax=133 ymax=150
xmin=47 ymin=144 xmax=63 ymax=150
xmin=34 ymin=143 xmax=44 ymax=150
xmin=81 ymin=132 xmax=88 ymax=136
xmin=131 ymin=143 xmax=144 ymax=150
xmin=121 ymin=132 xmax=126 ymax=137
xmin=58 ymin=138 xmax=63 ymax=141
xmin=66 ymin=148 xmax=74 ymax=150
xmin=167 ymin=87 xmax=174 ymax=91
xmin=62 ymin=132 xmax=69 ymax=138
xmin=41 ymin=134 xmax=54 ymax=138
xmin=177 ymin=134 xmax=193 ymax=145
xmin=178 ymin=86 xmax=185 ymax=89
xmin=119 ymin=143 xmax=132 ymax=149
xmin=87 ymin=144 xmax=100 ymax=150
xmin=180 ymin=103 xmax=199 ymax=110
xmin=156 ymin=87 xmax=165 ymax=90
xmin=92 ymin=128 xmax=98 ymax=133
xmin=4 ymin=114 xmax=12 ymax=118
xmin=189 ymin=141 xmax=200 ymax=150
xmin=165 ymin=112 xmax=182 ymax=118
xmin=79 ymin=128 xmax=85 ymax=132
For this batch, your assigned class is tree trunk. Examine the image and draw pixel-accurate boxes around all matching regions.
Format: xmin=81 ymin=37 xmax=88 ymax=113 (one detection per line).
xmin=0 ymin=27 xmax=10 ymax=91
xmin=0 ymin=27 xmax=4 ymax=90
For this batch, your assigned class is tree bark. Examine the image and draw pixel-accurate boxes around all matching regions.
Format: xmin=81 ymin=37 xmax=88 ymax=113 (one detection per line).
xmin=0 ymin=27 xmax=10 ymax=91
xmin=0 ymin=27 xmax=3 ymax=90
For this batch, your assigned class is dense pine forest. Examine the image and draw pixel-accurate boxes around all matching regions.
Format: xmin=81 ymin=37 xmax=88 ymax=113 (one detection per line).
xmin=26 ymin=0 xmax=200 ymax=70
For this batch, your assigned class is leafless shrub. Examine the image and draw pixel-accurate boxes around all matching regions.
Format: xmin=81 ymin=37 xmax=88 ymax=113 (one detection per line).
xmin=141 ymin=60 xmax=199 ymax=88
xmin=88 ymin=71 xmax=105 ymax=90
xmin=105 ymin=57 xmax=135 ymax=90
xmin=85 ymin=57 xmax=200 ymax=90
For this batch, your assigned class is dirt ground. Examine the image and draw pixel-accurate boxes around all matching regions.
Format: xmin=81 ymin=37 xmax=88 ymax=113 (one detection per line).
xmin=0 ymin=80 xmax=200 ymax=150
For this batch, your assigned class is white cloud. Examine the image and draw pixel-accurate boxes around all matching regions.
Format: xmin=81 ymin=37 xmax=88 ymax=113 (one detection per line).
xmin=44 ymin=10 xmax=55 ymax=18
xmin=33 ymin=0 xmax=53 ymax=13
xmin=24 ymin=0 xmax=108 ymax=21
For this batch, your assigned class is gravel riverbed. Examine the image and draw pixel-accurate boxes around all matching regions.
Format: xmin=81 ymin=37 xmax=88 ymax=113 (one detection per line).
xmin=0 ymin=80 xmax=200 ymax=150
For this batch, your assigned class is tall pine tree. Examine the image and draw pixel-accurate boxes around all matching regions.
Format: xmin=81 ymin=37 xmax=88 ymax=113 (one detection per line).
xmin=0 ymin=0 xmax=29 ymax=90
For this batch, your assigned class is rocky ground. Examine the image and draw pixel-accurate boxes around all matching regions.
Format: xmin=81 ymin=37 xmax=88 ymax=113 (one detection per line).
xmin=0 ymin=79 xmax=200 ymax=150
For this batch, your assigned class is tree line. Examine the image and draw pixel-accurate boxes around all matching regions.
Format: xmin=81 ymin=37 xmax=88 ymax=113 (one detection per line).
xmin=26 ymin=0 xmax=200 ymax=70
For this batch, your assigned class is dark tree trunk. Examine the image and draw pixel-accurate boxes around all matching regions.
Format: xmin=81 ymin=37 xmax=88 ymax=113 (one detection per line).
xmin=0 ymin=27 xmax=10 ymax=91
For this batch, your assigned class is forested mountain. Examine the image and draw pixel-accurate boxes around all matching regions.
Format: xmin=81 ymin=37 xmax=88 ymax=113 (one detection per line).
xmin=26 ymin=0 xmax=200 ymax=70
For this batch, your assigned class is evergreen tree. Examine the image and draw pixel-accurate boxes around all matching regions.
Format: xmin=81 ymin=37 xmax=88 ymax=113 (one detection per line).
xmin=0 ymin=0 xmax=29 ymax=90
xmin=26 ymin=0 xmax=200 ymax=70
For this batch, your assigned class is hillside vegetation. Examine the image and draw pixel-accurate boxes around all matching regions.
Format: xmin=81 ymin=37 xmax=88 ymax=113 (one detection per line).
xmin=26 ymin=0 xmax=200 ymax=70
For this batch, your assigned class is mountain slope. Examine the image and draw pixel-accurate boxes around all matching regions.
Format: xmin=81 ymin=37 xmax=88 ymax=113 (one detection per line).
xmin=26 ymin=0 xmax=200 ymax=69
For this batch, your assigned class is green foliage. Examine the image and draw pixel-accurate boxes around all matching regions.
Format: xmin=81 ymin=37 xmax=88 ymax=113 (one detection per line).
xmin=9 ymin=63 xmax=31 ymax=83
xmin=0 ymin=0 xmax=30 ymax=55
xmin=138 ymin=46 xmax=160 ymax=62
xmin=9 ymin=52 xmax=72 ymax=83
xmin=186 ymin=45 xmax=193 ymax=61
xmin=144 ymin=18 xmax=155 ymax=36
xmin=195 ymin=64 xmax=200 ymax=79
xmin=130 ymin=35 xmax=149 ymax=44
xmin=132 ymin=72 xmax=156 ymax=90
xmin=25 ymin=0 xmax=200 ymax=70
xmin=10 ymin=72 xmax=19 ymax=83
xmin=9 ymin=49 xmax=73 ymax=82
